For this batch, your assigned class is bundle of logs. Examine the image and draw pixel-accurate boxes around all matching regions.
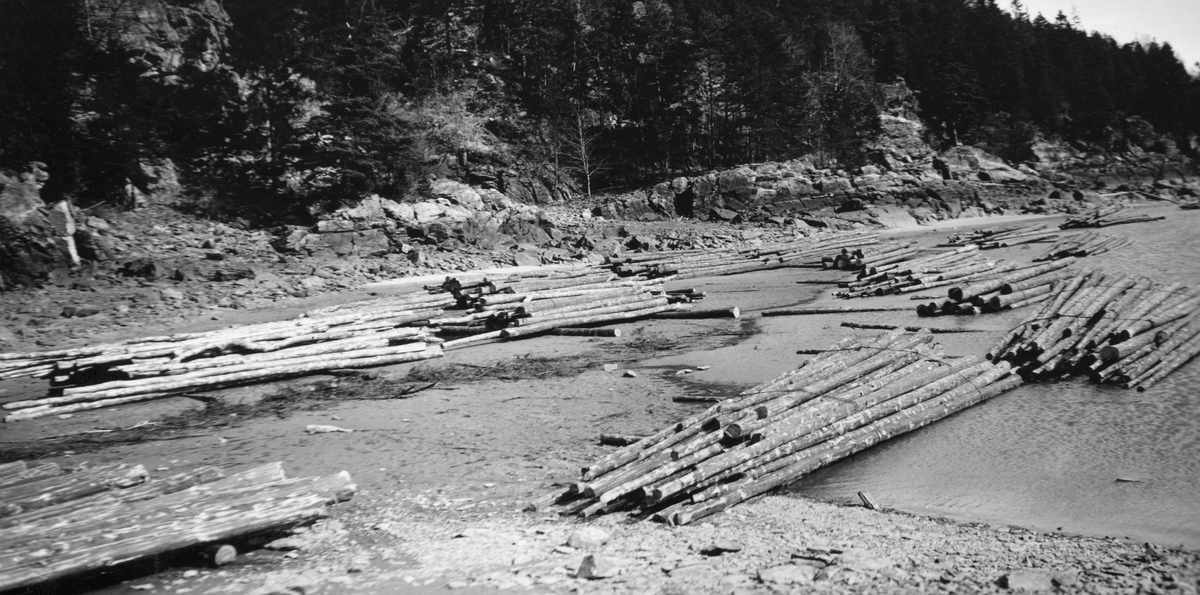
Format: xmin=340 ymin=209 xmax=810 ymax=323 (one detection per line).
xmin=834 ymin=245 xmax=1004 ymax=298
xmin=942 ymin=224 xmax=1060 ymax=250
xmin=1032 ymin=231 xmax=1131 ymax=261
xmin=0 ymin=295 xmax=448 ymax=422
xmin=987 ymin=269 xmax=1200 ymax=391
xmin=420 ymin=270 xmax=736 ymax=348
xmin=1060 ymin=205 xmax=1166 ymax=228
xmin=915 ymin=258 xmax=1077 ymax=317
xmin=541 ymin=329 xmax=1022 ymax=525
xmin=0 ymin=266 xmax=745 ymax=421
xmin=603 ymin=233 xmax=879 ymax=280
xmin=0 ymin=460 xmax=354 ymax=591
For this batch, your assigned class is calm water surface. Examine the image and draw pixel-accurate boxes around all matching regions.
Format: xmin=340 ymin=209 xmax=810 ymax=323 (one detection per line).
xmin=785 ymin=212 xmax=1200 ymax=548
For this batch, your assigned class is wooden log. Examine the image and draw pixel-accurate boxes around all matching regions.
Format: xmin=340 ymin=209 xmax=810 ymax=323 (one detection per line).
xmin=988 ymin=284 xmax=1055 ymax=310
xmin=0 ymin=464 xmax=148 ymax=518
xmin=653 ymin=357 xmax=990 ymax=505
xmin=0 ymin=462 xmax=28 ymax=479
xmin=500 ymin=303 xmax=681 ymax=339
xmin=0 ymin=464 xmax=66 ymax=490
xmin=651 ymin=307 xmax=740 ymax=320
xmin=552 ymin=328 xmax=622 ymax=337
xmin=1111 ymin=294 xmax=1200 ymax=343
xmin=27 ymin=342 xmax=433 ymax=403
xmin=670 ymin=368 xmax=1021 ymax=524
xmin=512 ymin=296 xmax=664 ymax=326
xmin=752 ymin=335 xmax=933 ymax=420
xmin=1131 ymin=332 xmax=1200 ymax=391
xmin=858 ymin=491 xmax=879 ymax=510
xmin=0 ymin=470 xmax=355 ymax=592
xmin=839 ymin=322 xmax=989 ymax=334
xmin=761 ymin=305 xmax=911 ymax=316
xmin=599 ymin=434 xmax=645 ymax=447
xmin=1104 ymin=316 xmax=1200 ymax=385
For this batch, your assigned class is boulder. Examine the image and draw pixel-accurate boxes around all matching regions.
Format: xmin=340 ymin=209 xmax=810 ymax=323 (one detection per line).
xmin=709 ymin=208 xmax=739 ymax=222
xmin=937 ymin=146 xmax=1028 ymax=183
xmin=758 ymin=565 xmax=816 ymax=586
xmin=430 ymin=178 xmax=484 ymax=210
xmin=717 ymin=167 xmax=755 ymax=197
xmin=566 ymin=527 xmax=610 ymax=549
xmin=0 ymin=169 xmax=82 ymax=289
xmin=999 ymin=568 xmax=1055 ymax=591
xmin=577 ymin=554 xmax=621 ymax=579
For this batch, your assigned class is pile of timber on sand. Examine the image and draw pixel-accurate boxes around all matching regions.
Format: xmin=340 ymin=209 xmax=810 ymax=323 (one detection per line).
xmin=833 ymin=245 xmax=1005 ymax=298
xmin=422 ymin=270 xmax=731 ymax=346
xmin=534 ymin=329 xmax=1021 ymax=524
xmin=1060 ymin=205 xmax=1166 ymax=229
xmin=1032 ymin=231 xmax=1131 ymax=261
xmin=987 ymin=269 xmax=1200 ymax=391
xmin=916 ymin=258 xmax=1077 ymax=317
xmin=0 ymin=302 xmax=447 ymax=422
xmin=943 ymin=224 xmax=1059 ymax=249
xmin=0 ymin=265 xmax=739 ymax=421
xmin=0 ymin=460 xmax=354 ymax=592
xmin=602 ymin=232 xmax=879 ymax=280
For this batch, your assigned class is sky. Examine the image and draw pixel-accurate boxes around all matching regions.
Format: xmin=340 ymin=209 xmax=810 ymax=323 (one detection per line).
xmin=1018 ymin=0 xmax=1200 ymax=72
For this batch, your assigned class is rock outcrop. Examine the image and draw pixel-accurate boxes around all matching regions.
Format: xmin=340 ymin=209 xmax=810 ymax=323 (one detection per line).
xmin=276 ymin=179 xmax=563 ymax=264
xmin=0 ymin=167 xmax=82 ymax=290
xmin=90 ymin=0 xmax=232 ymax=81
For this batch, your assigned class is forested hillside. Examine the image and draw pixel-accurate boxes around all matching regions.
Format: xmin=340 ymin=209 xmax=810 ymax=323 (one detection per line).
xmin=2 ymin=0 xmax=1197 ymax=219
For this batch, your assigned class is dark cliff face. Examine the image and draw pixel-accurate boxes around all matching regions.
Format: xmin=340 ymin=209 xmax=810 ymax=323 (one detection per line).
xmin=89 ymin=0 xmax=232 ymax=80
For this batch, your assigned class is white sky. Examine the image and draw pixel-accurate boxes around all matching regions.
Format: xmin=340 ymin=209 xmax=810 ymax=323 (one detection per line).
xmin=1018 ymin=0 xmax=1200 ymax=72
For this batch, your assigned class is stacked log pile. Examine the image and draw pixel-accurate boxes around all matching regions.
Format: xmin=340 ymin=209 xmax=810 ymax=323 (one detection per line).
xmin=428 ymin=273 xmax=708 ymax=346
xmin=545 ymin=329 xmax=1021 ymax=525
xmin=916 ymin=258 xmax=1076 ymax=317
xmin=833 ymin=245 xmax=1004 ymax=298
xmin=0 ymin=265 xmax=734 ymax=420
xmin=0 ymin=460 xmax=354 ymax=591
xmin=1032 ymin=231 xmax=1131 ymax=261
xmin=1060 ymin=205 xmax=1166 ymax=228
xmin=987 ymin=270 xmax=1200 ymax=391
xmin=943 ymin=224 xmax=1060 ymax=249
xmin=0 ymin=297 xmax=448 ymax=421
xmin=603 ymin=233 xmax=880 ymax=280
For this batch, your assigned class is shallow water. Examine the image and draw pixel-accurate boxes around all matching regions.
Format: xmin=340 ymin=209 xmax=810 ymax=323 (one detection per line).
xmin=785 ymin=210 xmax=1200 ymax=549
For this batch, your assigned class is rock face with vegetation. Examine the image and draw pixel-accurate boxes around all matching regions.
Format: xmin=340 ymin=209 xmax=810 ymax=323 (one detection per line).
xmin=1 ymin=0 xmax=1198 ymax=287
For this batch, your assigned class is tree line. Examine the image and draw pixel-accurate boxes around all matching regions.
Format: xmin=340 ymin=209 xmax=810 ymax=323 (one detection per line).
xmin=1 ymin=0 xmax=1197 ymax=216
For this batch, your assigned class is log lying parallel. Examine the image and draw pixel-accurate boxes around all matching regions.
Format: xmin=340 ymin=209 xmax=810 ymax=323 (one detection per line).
xmin=0 ymin=460 xmax=354 ymax=592
xmin=541 ymin=329 xmax=1022 ymax=524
